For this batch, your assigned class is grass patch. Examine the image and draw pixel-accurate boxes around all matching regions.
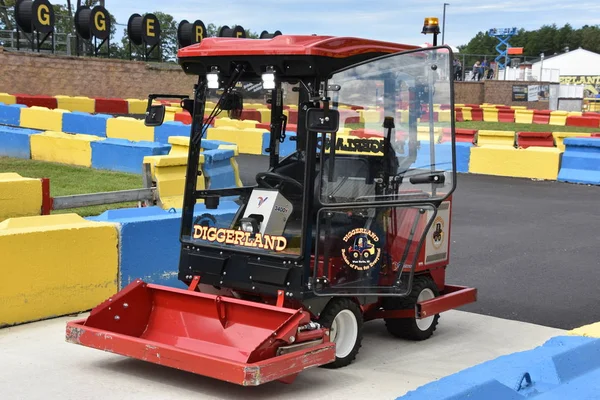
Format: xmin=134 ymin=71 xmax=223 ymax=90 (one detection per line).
xmin=0 ymin=157 xmax=144 ymax=217
xmin=456 ymin=121 xmax=600 ymax=133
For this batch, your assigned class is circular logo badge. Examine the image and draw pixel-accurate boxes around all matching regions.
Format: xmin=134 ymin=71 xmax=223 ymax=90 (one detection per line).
xmin=341 ymin=228 xmax=382 ymax=271
xmin=431 ymin=216 xmax=444 ymax=249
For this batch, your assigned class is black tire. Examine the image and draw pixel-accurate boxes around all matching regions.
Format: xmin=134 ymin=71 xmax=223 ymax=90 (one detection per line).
xmin=318 ymin=298 xmax=363 ymax=369
xmin=383 ymin=275 xmax=440 ymax=341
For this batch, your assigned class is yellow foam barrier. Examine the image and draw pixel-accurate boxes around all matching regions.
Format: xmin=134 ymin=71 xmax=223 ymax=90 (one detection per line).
xmin=20 ymin=106 xmax=69 ymax=131
xmin=206 ymin=127 xmax=264 ymax=154
xmin=483 ymin=108 xmax=499 ymax=122
xmin=0 ymin=214 xmax=118 ymax=327
xmin=30 ymin=131 xmax=102 ymax=167
xmin=144 ymin=155 xmax=206 ymax=209
xmin=163 ymin=106 xmax=181 ymax=122
xmin=567 ymin=111 xmax=583 ymax=117
xmin=511 ymin=106 xmax=527 ymax=110
xmin=417 ymin=126 xmax=443 ymax=142
xmin=438 ymin=110 xmax=452 ymax=123
xmin=55 ymin=95 xmax=95 ymax=113
xmin=213 ymin=117 xmax=258 ymax=130
xmin=461 ymin=107 xmax=472 ymax=121
xmin=0 ymin=173 xmax=42 ymax=221
xmin=549 ymin=111 xmax=568 ymax=126
xmin=477 ymin=130 xmax=516 ymax=147
xmin=257 ymin=108 xmax=271 ymax=123
xmin=469 ymin=146 xmax=561 ymax=180
xmin=126 ymin=98 xmax=147 ymax=114
xmin=359 ymin=109 xmax=383 ymax=124
xmin=552 ymin=132 xmax=592 ymax=151
xmin=515 ymin=109 xmax=534 ymax=124
xmin=106 ymin=117 xmax=155 ymax=142
xmin=568 ymin=322 xmax=600 ymax=338
xmin=0 ymin=93 xmax=16 ymax=104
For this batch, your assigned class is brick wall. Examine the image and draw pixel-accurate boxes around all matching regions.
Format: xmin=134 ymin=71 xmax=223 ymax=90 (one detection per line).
xmin=455 ymin=80 xmax=555 ymax=110
xmin=0 ymin=47 xmax=196 ymax=99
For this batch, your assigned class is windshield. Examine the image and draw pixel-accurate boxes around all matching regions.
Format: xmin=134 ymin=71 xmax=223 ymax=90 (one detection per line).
xmin=180 ymin=80 xmax=306 ymax=258
xmin=319 ymin=47 xmax=455 ymax=206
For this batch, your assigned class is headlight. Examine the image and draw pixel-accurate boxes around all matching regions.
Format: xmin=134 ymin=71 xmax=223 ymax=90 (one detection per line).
xmin=240 ymin=218 xmax=259 ymax=234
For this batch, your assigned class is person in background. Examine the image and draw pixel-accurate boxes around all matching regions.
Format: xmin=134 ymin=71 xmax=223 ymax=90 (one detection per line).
xmin=472 ymin=61 xmax=481 ymax=81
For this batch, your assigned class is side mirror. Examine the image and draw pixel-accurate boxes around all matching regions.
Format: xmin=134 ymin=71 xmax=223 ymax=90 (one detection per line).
xmin=306 ymin=108 xmax=340 ymax=133
xmin=144 ymin=104 xmax=166 ymax=127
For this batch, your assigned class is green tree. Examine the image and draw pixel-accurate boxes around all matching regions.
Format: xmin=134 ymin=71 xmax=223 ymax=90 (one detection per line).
xmin=0 ymin=0 xmax=16 ymax=30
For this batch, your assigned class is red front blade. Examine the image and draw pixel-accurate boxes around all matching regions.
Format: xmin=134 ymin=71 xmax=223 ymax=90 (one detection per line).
xmin=65 ymin=280 xmax=335 ymax=386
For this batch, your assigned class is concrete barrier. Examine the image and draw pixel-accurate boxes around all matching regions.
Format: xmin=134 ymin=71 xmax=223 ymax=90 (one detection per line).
xmin=470 ymin=145 xmax=561 ymax=180
xmin=15 ymin=94 xmax=57 ymax=109
xmin=0 ymin=103 xmax=26 ymax=125
xmin=0 ymin=173 xmax=42 ymax=221
xmin=20 ymin=106 xmax=69 ymax=131
xmin=476 ymin=130 xmax=516 ymax=147
xmin=87 ymin=205 xmax=238 ymax=289
xmin=91 ymin=138 xmax=171 ymax=174
xmin=557 ymin=138 xmax=600 ymax=185
xmin=62 ymin=111 xmax=111 ymax=137
xmin=30 ymin=131 xmax=103 ymax=167
xmin=106 ymin=117 xmax=155 ymax=142
xmin=397 ymin=335 xmax=600 ymax=400
xmin=154 ymin=121 xmax=191 ymax=144
xmin=94 ymin=97 xmax=129 ymax=114
xmin=516 ymin=132 xmax=555 ymax=148
xmin=0 ymin=93 xmax=16 ymax=104
xmin=0 ymin=214 xmax=118 ymax=327
xmin=261 ymin=131 xmax=298 ymax=157
xmin=549 ymin=110 xmax=568 ymax=126
xmin=55 ymin=95 xmax=95 ymax=113
xmin=553 ymin=132 xmax=592 ymax=151
xmin=0 ymin=126 xmax=41 ymax=159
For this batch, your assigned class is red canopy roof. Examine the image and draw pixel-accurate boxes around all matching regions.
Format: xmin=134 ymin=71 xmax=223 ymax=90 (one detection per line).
xmin=177 ymin=35 xmax=419 ymax=59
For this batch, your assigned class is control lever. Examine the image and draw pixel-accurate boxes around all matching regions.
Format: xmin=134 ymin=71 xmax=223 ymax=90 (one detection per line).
xmin=409 ymin=172 xmax=446 ymax=185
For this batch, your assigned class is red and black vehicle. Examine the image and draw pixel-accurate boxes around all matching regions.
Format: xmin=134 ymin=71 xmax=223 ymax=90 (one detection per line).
xmin=66 ymin=32 xmax=477 ymax=386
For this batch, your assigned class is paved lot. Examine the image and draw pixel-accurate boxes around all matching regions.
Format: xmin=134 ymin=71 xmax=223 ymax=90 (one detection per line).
xmin=0 ymin=311 xmax=564 ymax=400
xmin=238 ymin=155 xmax=600 ymax=330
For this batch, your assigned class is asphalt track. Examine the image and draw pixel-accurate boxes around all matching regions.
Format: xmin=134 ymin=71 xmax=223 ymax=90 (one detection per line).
xmin=238 ymin=154 xmax=600 ymax=330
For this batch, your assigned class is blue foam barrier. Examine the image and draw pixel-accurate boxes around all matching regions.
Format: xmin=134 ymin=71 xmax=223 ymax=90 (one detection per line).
xmin=0 ymin=103 xmax=26 ymax=126
xmin=88 ymin=203 xmax=239 ymax=289
xmin=201 ymin=139 xmax=236 ymax=150
xmin=91 ymin=138 xmax=171 ymax=174
xmin=0 ymin=126 xmax=42 ymax=158
xmin=397 ymin=335 xmax=600 ymax=400
xmin=557 ymin=138 xmax=600 ymax=185
xmin=154 ymin=121 xmax=191 ymax=144
xmin=203 ymin=149 xmax=237 ymax=189
xmin=62 ymin=111 xmax=112 ymax=137
xmin=261 ymin=131 xmax=297 ymax=157
xmin=410 ymin=141 xmax=471 ymax=174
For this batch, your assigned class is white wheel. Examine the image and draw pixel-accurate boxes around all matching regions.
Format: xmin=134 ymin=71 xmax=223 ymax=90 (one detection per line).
xmin=330 ymin=309 xmax=359 ymax=358
xmin=318 ymin=298 xmax=364 ymax=369
xmin=415 ymin=288 xmax=436 ymax=331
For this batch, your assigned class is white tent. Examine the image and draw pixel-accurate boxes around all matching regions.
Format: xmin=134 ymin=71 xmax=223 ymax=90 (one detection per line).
xmin=531 ymin=48 xmax=600 ymax=77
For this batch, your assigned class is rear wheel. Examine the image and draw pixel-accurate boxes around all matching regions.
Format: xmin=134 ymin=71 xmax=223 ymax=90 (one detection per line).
xmin=384 ymin=276 xmax=440 ymax=341
xmin=318 ymin=298 xmax=363 ymax=369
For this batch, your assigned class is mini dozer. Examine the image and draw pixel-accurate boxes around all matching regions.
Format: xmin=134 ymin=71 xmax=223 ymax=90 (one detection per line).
xmin=66 ymin=33 xmax=477 ymax=386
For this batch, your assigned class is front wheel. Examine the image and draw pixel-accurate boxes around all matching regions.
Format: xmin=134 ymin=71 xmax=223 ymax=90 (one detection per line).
xmin=384 ymin=276 xmax=440 ymax=341
xmin=318 ymin=298 xmax=363 ymax=369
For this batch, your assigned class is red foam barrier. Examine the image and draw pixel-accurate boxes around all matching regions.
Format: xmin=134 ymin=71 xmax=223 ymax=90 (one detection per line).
xmin=420 ymin=111 xmax=439 ymax=123
xmin=94 ymin=97 xmax=129 ymax=114
xmin=566 ymin=116 xmax=600 ymax=128
xmin=287 ymin=109 xmax=298 ymax=125
xmin=470 ymin=107 xmax=483 ymax=121
xmin=533 ymin=110 xmax=551 ymax=125
xmin=15 ymin=94 xmax=57 ymax=109
xmin=591 ymin=133 xmax=600 ymax=138
xmin=239 ymin=109 xmax=261 ymax=122
xmin=496 ymin=105 xmax=512 ymax=110
xmin=439 ymin=104 xmax=452 ymax=110
xmin=350 ymin=128 xmax=384 ymax=139
xmin=517 ymin=132 xmax=554 ymax=148
xmin=455 ymin=107 xmax=464 ymax=122
xmin=498 ymin=109 xmax=515 ymax=123
xmin=454 ymin=128 xmax=477 ymax=143
xmin=175 ymin=111 xmax=192 ymax=125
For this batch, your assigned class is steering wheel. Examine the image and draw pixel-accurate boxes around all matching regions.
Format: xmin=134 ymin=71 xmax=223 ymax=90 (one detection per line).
xmin=256 ymin=172 xmax=303 ymax=191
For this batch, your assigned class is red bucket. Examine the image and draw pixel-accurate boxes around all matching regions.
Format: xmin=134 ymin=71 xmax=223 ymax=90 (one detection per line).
xmin=66 ymin=280 xmax=335 ymax=386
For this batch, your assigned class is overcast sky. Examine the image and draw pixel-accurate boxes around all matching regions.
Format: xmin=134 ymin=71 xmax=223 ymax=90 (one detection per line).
xmin=52 ymin=0 xmax=599 ymax=48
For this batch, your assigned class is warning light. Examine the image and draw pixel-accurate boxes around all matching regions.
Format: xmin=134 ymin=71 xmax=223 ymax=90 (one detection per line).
xmin=422 ymin=17 xmax=440 ymax=35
